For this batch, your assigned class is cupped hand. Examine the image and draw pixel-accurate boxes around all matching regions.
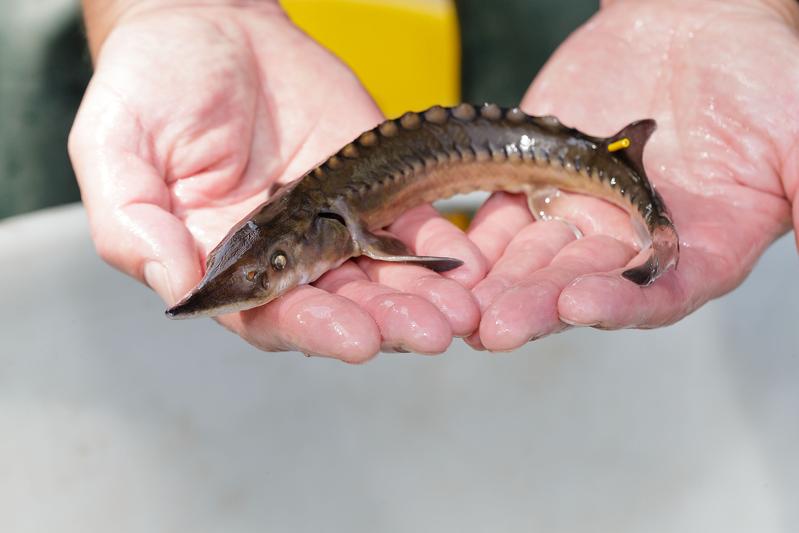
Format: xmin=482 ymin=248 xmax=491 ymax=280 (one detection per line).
xmin=467 ymin=0 xmax=799 ymax=351
xmin=69 ymin=2 xmax=484 ymax=362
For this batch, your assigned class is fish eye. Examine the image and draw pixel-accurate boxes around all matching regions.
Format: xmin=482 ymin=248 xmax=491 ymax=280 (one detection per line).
xmin=271 ymin=251 xmax=287 ymax=271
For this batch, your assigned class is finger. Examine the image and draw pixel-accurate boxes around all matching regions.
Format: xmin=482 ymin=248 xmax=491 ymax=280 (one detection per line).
xmin=535 ymin=193 xmax=639 ymax=247
xmin=464 ymin=331 xmax=487 ymax=351
xmin=471 ymin=220 xmax=577 ymax=312
xmin=358 ymin=258 xmax=480 ymax=337
xmin=466 ymin=200 xmax=635 ymax=349
xmin=467 ymin=192 xmax=533 ymax=265
xmin=68 ymin=80 xmax=200 ymax=305
xmin=388 ymin=204 xmax=488 ymax=288
xmin=557 ymin=246 xmax=727 ymax=329
xmin=222 ymin=284 xmax=381 ymax=363
xmin=466 ymin=193 xmax=632 ymax=350
xmin=479 ymin=236 xmax=637 ymax=352
xmin=315 ymin=262 xmax=452 ymax=354
xmin=469 ymin=190 xmax=643 ymax=265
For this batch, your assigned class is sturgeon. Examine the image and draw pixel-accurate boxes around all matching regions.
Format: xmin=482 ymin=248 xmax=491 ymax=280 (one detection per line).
xmin=166 ymin=103 xmax=678 ymax=319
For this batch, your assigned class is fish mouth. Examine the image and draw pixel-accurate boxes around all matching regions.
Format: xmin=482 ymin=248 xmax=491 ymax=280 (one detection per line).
xmin=164 ymin=289 xmax=218 ymax=319
xmin=165 ymin=295 xmax=265 ymax=319
xmin=165 ymin=282 xmax=267 ymax=319
xmin=165 ymin=295 xmax=209 ymax=319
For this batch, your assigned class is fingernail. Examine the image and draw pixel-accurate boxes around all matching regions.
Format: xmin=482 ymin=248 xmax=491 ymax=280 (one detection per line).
xmin=559 ymin=317 xmax=599 ymax=327
xmin=381 ymin=342 xmax=411 ymax=354
xmin=384 ymin=348 xmax=412 ymax=354
xmin=464 ymin=332 xmax=486 ymax=351
xmin=487 ymin=347 xmax=516 ymax=355
xmin=144 ymin=261 xmax=173 ymax=302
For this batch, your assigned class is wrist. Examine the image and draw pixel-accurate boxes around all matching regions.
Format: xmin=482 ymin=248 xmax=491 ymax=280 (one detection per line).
xmin=81 ymin=0 xmax=280 ymax=60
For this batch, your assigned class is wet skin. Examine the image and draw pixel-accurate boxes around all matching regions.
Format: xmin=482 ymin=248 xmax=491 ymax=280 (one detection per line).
xmin=69 ymin=0 xmax=799 ymax=360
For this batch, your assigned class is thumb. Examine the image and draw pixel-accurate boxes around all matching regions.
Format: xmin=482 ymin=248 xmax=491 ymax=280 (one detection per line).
xmin=69 ymin=79 xmax=200 ymax=305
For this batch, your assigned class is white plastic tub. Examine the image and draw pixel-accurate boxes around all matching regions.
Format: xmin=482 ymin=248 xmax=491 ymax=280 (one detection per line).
xmin=2 ymin=204 xmax=798 ymax=532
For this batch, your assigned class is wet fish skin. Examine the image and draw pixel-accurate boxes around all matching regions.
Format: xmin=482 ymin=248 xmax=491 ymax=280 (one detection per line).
xmin=166 ymin=103 xmax=678 ymax=319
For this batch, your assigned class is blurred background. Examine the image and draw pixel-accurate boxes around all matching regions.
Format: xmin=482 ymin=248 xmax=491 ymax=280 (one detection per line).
xmin=2 ymin=1 xmax=799 ymax=532
xmin=0 ymin=0 xmax=596 ymax=220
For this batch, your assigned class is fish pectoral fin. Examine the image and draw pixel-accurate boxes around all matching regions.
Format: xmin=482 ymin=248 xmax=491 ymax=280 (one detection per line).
xmin=603 ymin=119 xmax=657 ymax=179
xmin=359 ymin=232 xmax=463 ymax=272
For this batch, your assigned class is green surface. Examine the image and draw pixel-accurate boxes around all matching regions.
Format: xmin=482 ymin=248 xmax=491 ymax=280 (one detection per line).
xmin=0 ymin=0 xmax=597 ymax=220
xmin=1 ymin=2 xmax=91 ymax=220
xmin=457 ymin=0 xmax=597 ymax=105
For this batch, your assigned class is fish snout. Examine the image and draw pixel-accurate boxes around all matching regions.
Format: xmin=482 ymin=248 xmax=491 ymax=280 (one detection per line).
xmin=164 ymin=274 xmax=238 ymax=319
xmin=165 ymin=286 xmax=213 ymax=319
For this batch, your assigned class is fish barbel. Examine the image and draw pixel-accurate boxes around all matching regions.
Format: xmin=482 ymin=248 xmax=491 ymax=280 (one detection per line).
xmin=166 ymin=103 xmax=678 ymax=319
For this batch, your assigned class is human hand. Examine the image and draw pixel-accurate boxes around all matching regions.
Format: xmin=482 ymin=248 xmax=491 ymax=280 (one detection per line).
xmin=69 ymin=1 xmax=485 ymax=362
xmin=466 ymin=0 xmax=799 ymax=350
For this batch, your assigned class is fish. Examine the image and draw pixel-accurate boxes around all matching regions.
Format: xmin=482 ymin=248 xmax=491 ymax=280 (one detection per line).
xmin=166 ymin=103 xmax=678 ymax=319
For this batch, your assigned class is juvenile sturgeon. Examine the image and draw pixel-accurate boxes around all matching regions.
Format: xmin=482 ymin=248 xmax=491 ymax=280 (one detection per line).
xmin=166 ymin=103 xmax=678 ymax=319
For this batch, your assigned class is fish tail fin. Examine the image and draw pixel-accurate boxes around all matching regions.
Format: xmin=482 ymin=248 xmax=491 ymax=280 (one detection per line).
xmin=603 ymin=118 xmax=678 ymax=285
xmin=622 ymin=221 xmax=679 ymax=285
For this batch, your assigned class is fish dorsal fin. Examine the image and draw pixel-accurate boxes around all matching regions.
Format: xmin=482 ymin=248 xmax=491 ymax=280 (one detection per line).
xmin=603 ymin=119 xmax=657 ymax=178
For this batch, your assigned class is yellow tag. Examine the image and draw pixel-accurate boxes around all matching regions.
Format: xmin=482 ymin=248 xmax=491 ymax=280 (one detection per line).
xmin=607 ymin=138 xmax=631 ymax=152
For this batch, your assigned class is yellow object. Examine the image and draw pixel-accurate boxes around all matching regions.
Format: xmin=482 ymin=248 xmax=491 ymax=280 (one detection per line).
xmin=280 ymin=0 xmax=460 ymax=118
xmin=607 ymin=138 xmax=631 ymax=152
xmin=442 ymin=211 xmax=472 ymax=231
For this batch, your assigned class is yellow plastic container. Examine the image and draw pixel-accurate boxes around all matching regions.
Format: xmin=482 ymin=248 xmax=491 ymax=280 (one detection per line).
xmin=280 ymin=0 xmax=460 ymax=118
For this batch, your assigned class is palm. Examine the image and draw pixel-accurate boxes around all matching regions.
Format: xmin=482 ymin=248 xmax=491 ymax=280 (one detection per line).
xmin=119 ymin=13 xmax=382 ymax=247
xmin=70 ymin=5 xmax=484 ymax=361
xmin=467 ymin=0 xmax=799 ymax=350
